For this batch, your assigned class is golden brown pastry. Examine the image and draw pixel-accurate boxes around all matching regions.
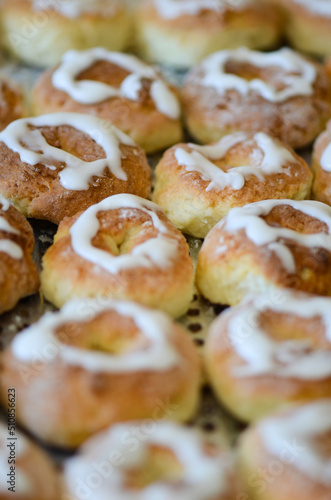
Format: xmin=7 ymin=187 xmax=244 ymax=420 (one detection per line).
xmin=197 ymin=199 xmax=331 ymax=306
xmin=205 ymin=291 xmax=331 ymax=422
xmin=0 ymin=422 xmax=59 ymax=500
xmin=238 ymin=400 xmax=331 ymax=500
xmin=41 ymin=194 xmax=194 ymax=318
xmin=312 ymin=120 xmax=331 ymax=206
xmin=0 ymin=299 xmax=201 ymax=448
xmin=1 ymin=0 xmax=132 ymax=67
xmin=135 ymin=0 xmax=281 ymax=68
xmin=153 ymin=132 xmax=312 ymax=238
xmin=0 ymin=196 xmax=39 ymax=315
xmin=63 ymin=421 xmax=239 ymax=499
xmin=279 ymin=0 xmax=331 ymax=58
xmin=32 ymin=48 xmax=183 ymax=153
xmin=0 ymin=77 xmax=26 ymax=131
xmin=0 ymin=113 xmax=151 ymax=225
xmin=182 ymin=47 xmax=331 ymax=148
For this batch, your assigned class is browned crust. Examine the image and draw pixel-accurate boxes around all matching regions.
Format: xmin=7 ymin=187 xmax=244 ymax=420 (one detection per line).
xmin=41 ymin=205 xmax=194 ymax=317
xmin=205 ymin=297 xmax=331 ymax=422
xmin=198 ymin=204 xmax=331 ymax=297
xmin=182 ymin=57 xmax=331 ymax=148
xmin=312 ymin=121 xmax=331 ymax=205
xmin=0 ymin=200 xmax=39 ymax=314
xmin=32 ymin=62 xmax=183 ymax=153
xmin=0 ymin=309 xmax=200 ymax=448
xmin=154 ymin=136 xmax=312 ymax=209
xmin=0 ymin=123 xmax=152 ymax=224
xmin=239 ymin=416 xmax=331 ymax=500
xmin=0 ymin=80 xmax=25 ymax=131
xmin=136 ymin=0 xmax=281 ymax=34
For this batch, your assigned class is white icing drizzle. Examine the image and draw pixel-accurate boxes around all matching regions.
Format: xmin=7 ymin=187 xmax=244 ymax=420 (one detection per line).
xmin=0 ymin=203 xmax=23 ymax=260
xmin=221 ymin=199 xmax=331 ymax=273
xmin=174 ymin=132 xmax=295 ymax=192
xmin=201 ymin=47 xmax=317 ymax=103
xmin=32 ymin=0 xmax=119 ymax=19
xmin=0 ymin=423 xmax=32 ymax=495
xmin=225 ymin=292 xmax=331 ymax=379
xmin=0 ymin=113 xmax=135 ymax=191
xmin=52 ymin=48 xmax=180 ymax=120
xmin=12 ymin=299 xmax=180 ymax=372
xmin=64 ymin=422 xmax=230 ymax=500
xmin=320 ymin=141 xmax=331 ymax=173
xmin=154 ymin=0 xmax=252 ymax=19
xmin=70 ymin=194 xmax=179 ymax=274
xmin=260 ymin=401 xmax=331 ymax=486
xmin=291 ymin=0 xmax=331 ymax=17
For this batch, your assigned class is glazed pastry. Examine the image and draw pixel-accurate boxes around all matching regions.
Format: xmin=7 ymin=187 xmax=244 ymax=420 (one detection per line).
xmin=205 ymin=291 xmax=331 ymax=422
xmin=239 ymin=400 xmax=331 ymax=500
xmin=0 ymin=195 xmax=39 ymax=315
xmin=41 ymin=194 xmax=194 ymax=318
xmin=0 ymin=113 xmax=151 ymax=224
xmin=32 ymin=48 xmax=183 ymax=153
xmin=1 ymin=0 xmax=132 ymax=67
xmin=279 ymin=0 xmax=331 ymax=58
xmin=197 ymin=199 xmax=331 ymax=306
xmin=182 ymin=47 xmax=331 ymax=148
xmin=135 ymin=0 xmax=281 ymax=68
xmin=153 ymin=132 xmax=312 ymax=238
xmin=63 ymin=421 xmax=238 ymax=499
xmin=0 ymin=422 xmax=58 ymax=500
xmin=312 ymin=121 xmax=331 ymax=206
xmin=0 ymin=299 xmax=201 ymax=448
xmin=0 ymin=76 xmax=25 ymax=131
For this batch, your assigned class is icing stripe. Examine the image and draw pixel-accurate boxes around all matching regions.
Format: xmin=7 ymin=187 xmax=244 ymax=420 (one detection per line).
xmin=52 ymin=48 xmax=180 ymax=120
xmin=154 ymin=0 xmax=252 ymax=19
xmin=70 ymin=194 xmax=179 ymax=274
xmin=0 ymin=113 xmax=135 ymax=191
xmin=11 ymin=299 xmax=180 ymax=372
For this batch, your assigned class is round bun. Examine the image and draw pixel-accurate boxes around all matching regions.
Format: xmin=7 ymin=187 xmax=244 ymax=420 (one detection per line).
xmin=279 ymin=0 xmax=331 ymax=58
xmin=0 ymin=422 xmax=58 ymax=500
xmin=0 ymin=195 xmax=39 ymax=315
xmin=153 ymin=132 xmax=312 ymax=238
xmin=197 ymin=199 xmax=331 ymax=306
xmin=205 ymin=291 xmax=331 ymax=423
xmin=0 ymin=77 xmax=26 ymax=131
xmin=238 ymin=400 xmax=331 ymax=500
xmin=182 ymin=47 xmax=331 ymax=149
xmin=41 ymin=194 xmax=194 ymax=318
xmin=0 ymin=113 xmax=151 ymax=225
xmin=1 ymin=299 xmax=201 ymax=448
xmin=135 ymin=0 xmax=281 ymax=68
xmin=32 ymin=48 xmax=183 ymax=154
xmin=312 ymin=120 xmax=331 ymax=206
xmin=1 ymin=0 xmax=132 ymax=67
xmin=63 ymin=421 xmax=238 ymax=499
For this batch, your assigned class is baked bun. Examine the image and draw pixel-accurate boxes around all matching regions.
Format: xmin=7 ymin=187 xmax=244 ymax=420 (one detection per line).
xmin=182 ymin=47 xmax=331 ymax=149
xmin=0 ymin=299 xmax=201 ymax=448
xmin=0 ymin=195 xmax=39 ymax=315
xmin=205 ymin=291 xmax=331 ymax=423
xmin=0 ymin=422 xmax=59 ymax=499
xmin=1 ymin=0 xmax=132 ymax=67
xmin=312 ymin=120 xmax=331 ymax=206
xmin=153 ymin=132 xmax=312 ymax=238
xmin=135 ymin=0 xmax=281 ymax=68
xmin=279 ymin=0 xmax=331 ymax=58
xmin=197 ymin=199 xmax=331 ymax=306
xmin=63 ymin=421 xmax=238 ymax=499
xmin=0 ymin=113 xmax=151 ymax=225
xmin=0 ymin=77 xmax=26 ymax=131
xmin=239 ymin=400 xmax=331 ymax=500
xmin=32 ymin=48 xmax=183 ymax=153
xmin=41 ymin=194 xmax=194 ymax=318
